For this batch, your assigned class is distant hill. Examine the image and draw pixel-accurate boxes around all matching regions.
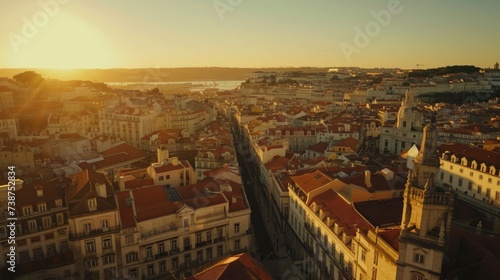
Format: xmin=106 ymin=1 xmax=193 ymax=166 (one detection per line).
xmin=409 ymin=65 xmax=481 ymax=78
xmin=0 ymin=67 xmax=333 ymax=82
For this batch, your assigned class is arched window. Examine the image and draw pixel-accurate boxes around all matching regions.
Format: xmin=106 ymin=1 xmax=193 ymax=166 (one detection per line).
xmin=403 ymin=121 xmax=407 ymax=128
xmin=410 ymin=271 xmax=424 ymax=280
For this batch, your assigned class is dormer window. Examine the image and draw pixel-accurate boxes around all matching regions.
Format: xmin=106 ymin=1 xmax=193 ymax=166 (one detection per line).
xmin=88 ymin=198 xmax=97 ymax=212
xmin=480 ymin=164 xmax=487 ymax=173
xmin=55 ymin=199 xmax=62 ymax=207
xmin=35 ymin=186 xmax=43 ymax=197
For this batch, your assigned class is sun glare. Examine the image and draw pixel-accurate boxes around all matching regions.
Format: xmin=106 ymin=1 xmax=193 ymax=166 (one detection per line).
xmin=9 ymin=13 xmax=115 ymax=69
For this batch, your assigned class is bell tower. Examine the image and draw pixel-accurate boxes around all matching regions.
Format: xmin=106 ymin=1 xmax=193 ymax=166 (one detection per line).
xmin=396 ymin=119 xmax=454 ymax=280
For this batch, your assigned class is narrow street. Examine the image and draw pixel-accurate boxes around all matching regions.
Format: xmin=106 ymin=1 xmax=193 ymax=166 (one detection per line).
xmin=231 ymin=122 xmax=277 ymax=262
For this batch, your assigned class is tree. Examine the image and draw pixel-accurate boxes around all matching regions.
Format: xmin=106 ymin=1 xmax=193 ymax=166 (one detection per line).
xmin=13 ymin=71 xmax=44 ymax=88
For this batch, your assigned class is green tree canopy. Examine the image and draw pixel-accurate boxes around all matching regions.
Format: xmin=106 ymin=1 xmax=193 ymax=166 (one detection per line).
xmin=13 ymin=71 xmax=45 ymax=87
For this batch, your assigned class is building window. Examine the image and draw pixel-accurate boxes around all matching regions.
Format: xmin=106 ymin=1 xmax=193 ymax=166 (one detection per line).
xmin=196 ymin=233 xmax=202 ymax=244
xmin=47 ymin=244 xmax=56 ymax=256
xmin=19 ymin=251 xmax=30 ymax=263
xmin=411 ymin=272 xmax=424 ymax=280
xmin=159 ymin=261 xmax=166 ymax=274
xmin=234 ymin=223 xmax=240 ymax=233
xmin=38 ymin=203 xmax=47 ymax=212
xmin=126 ymin=235 xmax=134 ymax=245
xmin=470 ymin=172 xmax=474 ymax=177
xmin=183 ymin=237 xmax=191 ymax=250
xmin=104 ymin=268 xmax=114 ymax=280
xmin=477 ymin=185 xmax=482 ymax=194
xmin=86 ymin=258 xmax=98 ymax=268
xmin=22 ymin=206 xmax=32 ymax=216
xmin=172 ymin=257 xmax=178 ymax=269
xmin=448 ymin=174 xmax=453 ymax=183
xmin=440 ymin=172 xmax=444 ymax=180
xmin=414 ymin=253 xmax=425 ymax=264
xmin=486 ymin=188 xmax=491 ymax=199
xmin=86 ymin=240 xmax=96 ymax=253
xmin=458 ymin=178 xmax=463 ymax=187
xmin=88 ymin=198 xmax=97 ymax=211
xmin=43 ymin=216 xmax=52 ymax=229
xmin=33 ymin=247 xmax=44 ymax=259
xmin=217 ymin=245 xmax=223 ymax=257
xmin=56 ymin=213 xmax=64 ymax=225
xmin=128 ymin=268 xmax=138 ymax=279
xmin=234 ymin=239 xmax=240 ymax=250
xmin=496 ymin=191 xmax=500 ymax=201
xmin=158 ymin=242 xmax=165 ymax=254
xmin=171 ymin=239 xmax=178 ymax=251
xmin=103 ymin=254 xmax=115 ymax=264
xmin=206 ymin=247 xmax=213 ymax=260
xmin=102 ymin=237 xmax=112 ymax=249
xmin=147 ymin=264 xmax=155 ymax=276
xmin=126 ymin=252 xmax=138 ymax=263
xmin=84 ymin=222 xmax=92 ymax=233
xmin=361 ymin=250 xmax=366 ymax=262
xmin=28 ymin=219 xmax=37 ymax=232
xmin=146 ymin=246 xmax=153 ymax=259
xmin=159 ymin=176 xmax=164 ymax=181
xmin=479 ymin=175 xmax=483 ymax=180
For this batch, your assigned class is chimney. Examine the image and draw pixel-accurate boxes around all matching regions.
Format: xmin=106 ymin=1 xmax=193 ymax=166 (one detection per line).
xmin=364 ymin=170 xmax=372 ymax=188
xmin=170 ymin=157 xmax=179 ymax=166
xmin=96 ymin=183 xmax=107 ymax=198
xmin=118 ymin=176 xmax=125 ymax=191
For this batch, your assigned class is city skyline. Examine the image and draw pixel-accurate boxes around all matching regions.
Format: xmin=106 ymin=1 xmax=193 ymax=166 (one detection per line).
xmin=1 ymin=0 xmax=499 ymax=70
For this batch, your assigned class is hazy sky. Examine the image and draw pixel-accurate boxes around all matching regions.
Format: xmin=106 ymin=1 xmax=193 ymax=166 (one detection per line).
xmin=1 ymin=0 xmax=498 ymax=69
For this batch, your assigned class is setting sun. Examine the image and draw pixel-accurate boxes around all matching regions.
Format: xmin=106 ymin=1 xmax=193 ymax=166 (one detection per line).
xmin=7 ymin=12 xmax=115 ymax=69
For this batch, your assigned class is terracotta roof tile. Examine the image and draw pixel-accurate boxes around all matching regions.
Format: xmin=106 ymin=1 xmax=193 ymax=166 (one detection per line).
xmin=187 ymin=253 xmax=273 ymax=280
xmin=116 ymin=191 xmax=136 ymax=228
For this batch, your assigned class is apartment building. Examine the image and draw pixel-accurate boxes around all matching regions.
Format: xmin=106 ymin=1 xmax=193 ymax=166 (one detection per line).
xmin=164 ymin=109 xmax=212 ymax=135
xmin=195 ymin=146 xmax=237 ymax=180
xmin=66 ymin=169 xmax=120 ymax=280
xmin=99 ymin=107 xmax=158 ymax=147
xmin=0 ymin=116 xmax=19 ymax=139
xmin=0 ymin=178 xmax=75 ymax=280
xmin=438 ymin=143 xmax=500 ymax=209
xmin=115 ymin=168 xmax=251 ymax=279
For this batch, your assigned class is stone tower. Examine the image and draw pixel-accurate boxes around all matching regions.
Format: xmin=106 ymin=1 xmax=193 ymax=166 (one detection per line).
xmin=396 ymin=120 xmax=454 ymax=280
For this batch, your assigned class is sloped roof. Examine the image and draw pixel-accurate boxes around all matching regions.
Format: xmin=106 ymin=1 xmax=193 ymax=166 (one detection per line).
xmin=438 ymin=143 xmax=500 ymax=169
xmin=306 ymin=141 xmax=329 ymax=153
xmin=310 ymin=189 xmax=374 ymax=236
xmin=291 ymin=170 xmax=333 ymax=194
xmin=187 ymin=253 xmax=273 ymax=280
